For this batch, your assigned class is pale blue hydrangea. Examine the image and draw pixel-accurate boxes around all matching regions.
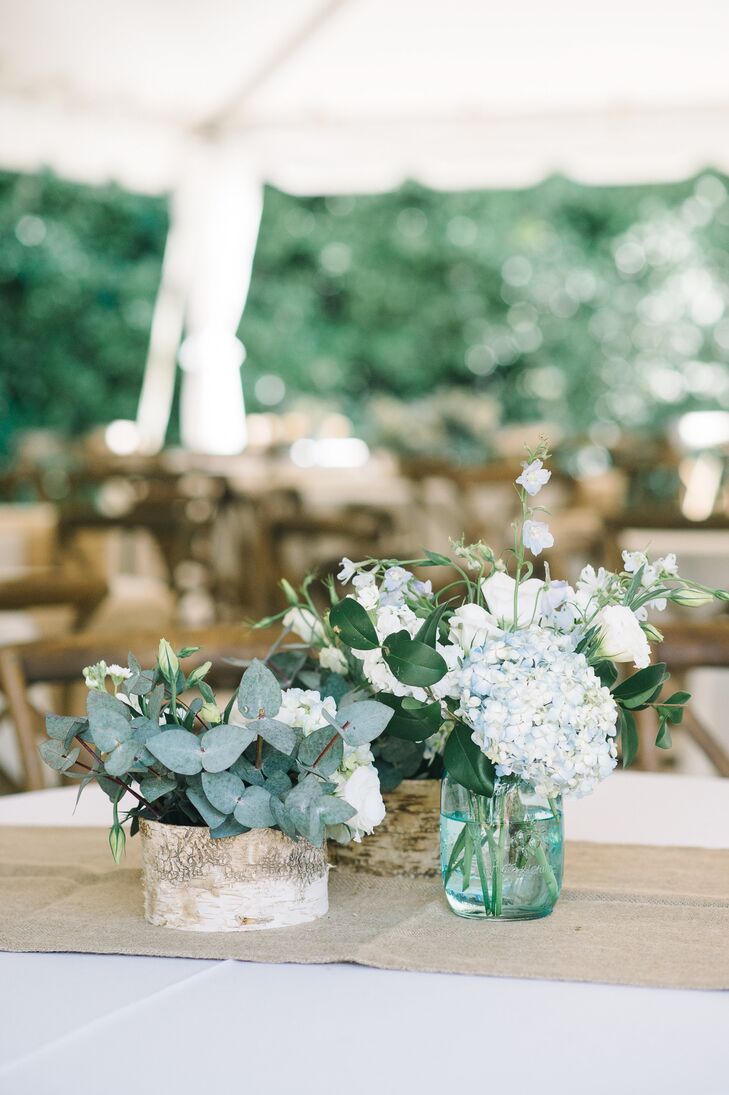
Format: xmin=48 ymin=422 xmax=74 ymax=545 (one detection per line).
xmin=458 ymin=626 xmax=618 ymax=798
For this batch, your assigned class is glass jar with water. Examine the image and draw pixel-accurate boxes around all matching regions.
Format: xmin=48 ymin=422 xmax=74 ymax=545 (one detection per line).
xmin=440 ymin=774 xmax=563 ymax=920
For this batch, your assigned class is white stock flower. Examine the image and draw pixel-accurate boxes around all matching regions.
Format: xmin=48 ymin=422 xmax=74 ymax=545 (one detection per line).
xmin=337 ymin=557 xmax=357 ymax=583
xmin=333 ymin=764 xmax=386 ymax=842
xmin=448 ymin=603 xmax=500 ymax=652
xmin=516 ymin=458 xmax=551 ymax=496
xmin=283 ymin=607 xmax=325 ymax=645
xmin=319 ymin=646 xmax=349 ymax=675
xmin=522 ymin=519 xmax=554 ymax=556
xmin=277 ymin=688 xmax=336 ymax=736
xmin=596 ymin=605 xmax=651 ymax=669
xmin=481 ymin=572 xmax=545 ymax=628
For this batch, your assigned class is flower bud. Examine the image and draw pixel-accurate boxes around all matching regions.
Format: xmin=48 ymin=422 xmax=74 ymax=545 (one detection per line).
xmin=642 ymin=622 xmax=664 ymax=643
xmin=199 ymin=701 xmax=222 ymax=725
xmin=157 ymin=639 xmax=179 ymax=681
xmin=280 ymin=579 xmax=299 ymax=606
xmin=671 ymin=588 xmax=714 ymax=608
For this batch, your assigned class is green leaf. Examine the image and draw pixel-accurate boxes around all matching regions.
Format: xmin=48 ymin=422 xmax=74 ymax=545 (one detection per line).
xmin=422 ymin=550 xmax=452 ymax=566
xmin=87 ymin=691 xmax=133 ymax=752
xmin=618 ymin=708 xmax=639 ymax=768
xmin=655 ymin=718 xmax=673 ymax=750
xmin=378 ymin=695 xmax=442 ymax=741
xmin=443 ymin=722 xmax=495 ymax=796
xmin=139 ymin=775 xmax=177 ymax=802
xmin=660 ymin=691 xmax=691 ymax=724
xmin=200 ymin=723 xmax=256 ymax=772
xmin=329 ymin=598 xmax=380 ymax=650
xmin=209 ymin=817 xmax=248 ymax=839
xmin=201 ymin=770 xmax=245 ymax=814
xmin=415 ymin=603 xmax=451 ymax=647
xmin=320 ymin=671 xmax=350 ymax=704
xmin=612 ymin=663 xmax=669 ymax=708
xmin=264 ymin=771 xmax=293 ymax=795
xmin=319 ymin=796 xmax=356 ymax=825
xmin=177 ymin=645 xmax=201 ymax=659
xmin=593 ymin=660 xmax=618 ymax=689
xmin=335 ymin=699 xmax=394 ymax=746
xmin=186 ymin=787 xmax=227 ymax=829
xmin=38 ymin=738 xmax=80 ymax=772
xmin=270 ymin=797 xmax=298 ymax=840
xmin=45 ymin=715 xmax=84 ymax=742
xmin=254 ymin=718 xmax=298 ymax=755
xmin=383 ymin=630 xmax=447 ymax=687
xmin=233 ymin=786 xmax=275 ymax=828
xmin=297 ymin=726 xmax=343 ymax=776
xmin=237 ymin=660 xmax=282 ymax=719
xmin=146 ymin=728 xmax=203 ymax=775
xmin=377 ymin=736 xmax=423 ymax=777
xmin=145 ymin=684 xmax=165 ymax=723
xmin=104 ymin=740 xmax=139 ymax=777
xmin=285 ymin=776 xmax=327 ymax=845
xmin=230 ymin=754 xmax=265 ymax=785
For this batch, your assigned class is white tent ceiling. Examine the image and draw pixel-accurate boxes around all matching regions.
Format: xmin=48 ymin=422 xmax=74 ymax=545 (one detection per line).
xmin=4 ymin=0 xmax=729 ymax=455
xmin=3 ymin=0 xmax=729 ymax=195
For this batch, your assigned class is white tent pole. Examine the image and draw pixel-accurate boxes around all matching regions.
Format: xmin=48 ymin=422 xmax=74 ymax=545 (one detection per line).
xmin=135 ymin=188 xmax=195 ymax=454
xmin=177 ymin=153 xmax=264 ymax=455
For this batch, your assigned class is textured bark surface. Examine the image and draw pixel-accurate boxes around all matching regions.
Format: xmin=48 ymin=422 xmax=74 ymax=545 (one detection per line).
xmin=140 ymin=821 xmax=329 ymax=932
xmin=329 ymin=780 xmax=440 ymax=877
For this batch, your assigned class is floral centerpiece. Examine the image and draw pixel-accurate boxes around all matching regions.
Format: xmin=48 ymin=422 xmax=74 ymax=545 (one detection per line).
xmin=260 ymin=442 xmax=727 ymax=919
xmin=39 ymin=644 xmax=394 ymax=931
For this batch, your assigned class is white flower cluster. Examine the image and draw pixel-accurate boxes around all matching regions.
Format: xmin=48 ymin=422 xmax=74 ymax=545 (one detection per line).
xmin=458 ymin=627 xmax=619 ymax=798
xmin=343 ymin=565 xmax=435 ymax=701
xmin=276 ymin=687 xmax=386 ymax=843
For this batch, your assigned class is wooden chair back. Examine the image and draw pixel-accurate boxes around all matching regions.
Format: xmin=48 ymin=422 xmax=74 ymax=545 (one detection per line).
xmin=0 ymin=625 xmax=278 ymax=792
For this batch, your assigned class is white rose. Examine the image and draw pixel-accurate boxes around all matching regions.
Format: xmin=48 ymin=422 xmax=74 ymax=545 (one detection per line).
xmin=336 ymin=765 xmax=386 ymax=841
xmin=283 ymin=607 xmax=325 ymax=644
xmin=448 ymin=603 xmax=500 ymax=652
xmin=596 ymin=605 xmax=651 ymax=669
xmin=481 ymin=572 xmax=545 ymax=628
xmin=319 ymin=646 xmax=349 ymax=674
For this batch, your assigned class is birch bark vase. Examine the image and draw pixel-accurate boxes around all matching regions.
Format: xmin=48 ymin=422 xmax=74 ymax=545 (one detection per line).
xmin=329 ymin=779 xmax=440 ymax=877
xmin=140 ymin=820 xmax=329 ymax=932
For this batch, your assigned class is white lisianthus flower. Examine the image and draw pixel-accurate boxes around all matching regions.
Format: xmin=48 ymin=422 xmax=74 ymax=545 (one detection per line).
xmin=516 ymin=458 xmax=551 ymax=496
xmin=333 ymin=764 xmax=386 ymax=842
xmin=481 ymin=572 xmax=545 ymax=627
xmin=522 ymin=519 xmax=554 ymax=556
xmin=276 ymin=688 xmax=337 ymax=736
xmin=337 ymin=557 xmax=357 ymax=583
xmin=319 ymin=645 xmax=349 ymax=674
xmin=596 ymin=605 xmax=651 ymax=669
xmin=449 ymin=603 xmax=500 ymax=652
xmin=283 ymin=607 xmax=325 ymax=644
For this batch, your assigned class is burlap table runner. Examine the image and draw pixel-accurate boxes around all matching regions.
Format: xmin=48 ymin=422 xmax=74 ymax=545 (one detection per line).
xmin=0 ymin=827 xmax=727 ymax=990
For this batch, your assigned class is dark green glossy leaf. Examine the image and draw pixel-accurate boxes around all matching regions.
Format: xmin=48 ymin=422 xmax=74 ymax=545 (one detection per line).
xmin=383 ymin=630 xmax=447 ymax=687
xmin=655 ymin=718 xmax=672 ymax=750
xmin=618 ymin=708 xmax=639 ymax=767
xmin=443 ymin=722 xmax=495 ymax=796
xmin=329 ymin=598 xmax=379 ymax=650
xmin=415 ymin=603 xmax=451 ymax=648
xmin=378 ymin=695 xmax=442 ymax=741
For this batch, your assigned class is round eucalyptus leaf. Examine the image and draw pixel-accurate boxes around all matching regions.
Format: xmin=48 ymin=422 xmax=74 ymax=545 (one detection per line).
xmin=237 ymin=659 xmax=282 ymax=719
xmin=233 ymin=786 xmax=275 ymax=828
xmin=200 ymin=723 xmax=256 ymax=772
xmin=338 ymin=699 xmax=394 ymax=746
xmin=146 ymin=728 xmax=203 ymax=775
xmin=201 ymin=770 xmax=245 ymax=814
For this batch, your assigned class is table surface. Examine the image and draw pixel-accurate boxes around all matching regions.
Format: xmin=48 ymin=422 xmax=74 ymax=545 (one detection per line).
xmin=0 ymin=773 xmax=727 ymax=1095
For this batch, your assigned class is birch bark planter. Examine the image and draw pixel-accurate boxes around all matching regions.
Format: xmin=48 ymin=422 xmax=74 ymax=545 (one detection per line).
xmin=328 ymin=779 xmax=440 ymax=877
xmin=139 ymin=820 xmax=329 ymax=932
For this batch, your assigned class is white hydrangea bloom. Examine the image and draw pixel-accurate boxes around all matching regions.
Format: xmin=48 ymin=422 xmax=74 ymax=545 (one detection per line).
xmin=458 ymin=627 xmax=618 ymax=798
xmin=276 ymin=688 xmax=337 ymax=736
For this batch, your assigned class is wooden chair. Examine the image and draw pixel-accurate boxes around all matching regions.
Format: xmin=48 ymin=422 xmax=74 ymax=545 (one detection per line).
xmin=0 ymin=625 xmax=279 ymax=792
xmin=0 ymin=568 xmax=107 ymax=628
xmin=649 ymin=621 xmax=729 ymax=777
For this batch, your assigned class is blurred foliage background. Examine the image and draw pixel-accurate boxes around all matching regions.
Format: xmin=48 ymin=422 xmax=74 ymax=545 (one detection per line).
xmin=2 ymin=168 xmax=729 ymax=459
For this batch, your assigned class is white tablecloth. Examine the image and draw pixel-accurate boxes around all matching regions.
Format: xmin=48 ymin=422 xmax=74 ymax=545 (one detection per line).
xmin=0 ymin=774 xmax=727 ymax=1095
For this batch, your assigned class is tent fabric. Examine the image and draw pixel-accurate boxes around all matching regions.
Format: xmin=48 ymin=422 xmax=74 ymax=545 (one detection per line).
xmin=2 ymin=0 xmax=729 ymax=195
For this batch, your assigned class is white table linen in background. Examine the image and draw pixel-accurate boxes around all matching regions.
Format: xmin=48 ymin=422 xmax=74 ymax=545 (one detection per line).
xmin=0 ymin=773 xmax=727 ymax=1095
